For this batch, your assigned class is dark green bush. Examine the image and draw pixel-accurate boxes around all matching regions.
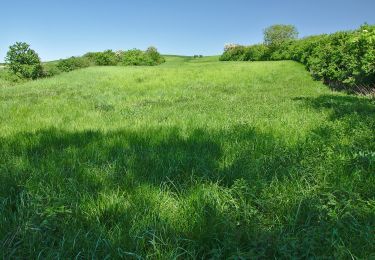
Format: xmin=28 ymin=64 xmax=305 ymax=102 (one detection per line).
xmin=84 ymin=50 xmax=119 ymax=66
xmin=305 ymin=26 xmax=375 ymax=87
xmin=5 ymin=42 xmax=43 ymax=79
xmin=219 ymin=45 xmax=247 ymax=61
xmin=121 ymin=47 xmax=165 ymax=66
xmin=220 ymin=44 xmax=271 ymax=61
xmin=40 ymin=46 xmax=165 ymax=77
xmin=82 ymin=47 xmax=164 ymax=67
xmin=121 ymin=49 xmax=149 ymax=65
xmin=0 ymin=68 xmax=27 ymax=84
xmin=145 ymin=46 xmax=165 ymax=65
xmin=57 ymin=57 xmax=90 ymax=72
xmin=82 ymin=52 xmax=98 ymax=64
xmin=244 ymin=44 xmax=270 ymax=61
xmin=42 ymin=62 xmax=63 ymax=77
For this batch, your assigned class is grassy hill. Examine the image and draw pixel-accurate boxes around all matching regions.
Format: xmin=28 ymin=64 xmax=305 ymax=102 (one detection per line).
xmin=0 ymin=58 xmax=374 ymax=258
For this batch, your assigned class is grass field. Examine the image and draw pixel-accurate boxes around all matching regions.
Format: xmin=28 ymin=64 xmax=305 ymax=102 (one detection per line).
xmin=1 ymin=56 xmax=374 ymax=258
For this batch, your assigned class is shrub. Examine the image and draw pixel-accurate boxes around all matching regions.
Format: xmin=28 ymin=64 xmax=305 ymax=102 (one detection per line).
xmin=244 ymin=44 xmax=270 ymax=61
xmin=5 ymin=42 xmax=43 ymax=79
xmin=0 ymin=68 xmax=27 ymax=84
xmin=121 ymin=47 xmax=165 ymax=66
xmin=57 ymin=56 xmax=90 ymax=72
xmin=83 ymin=48 xmax=164 ymax=67
xmin=84 ymin=50 xmax=119 ymax=66
xmin=42 ymin=62 xmax=62 ymax=77
xmin=121 ymin=49 xmax=149 ymax=65
xmin=220 ymin=44 xmax=270 ymax=61
xmin=284 ymin=25 xmax=375 ymax=88
xmin=305 ymin=26 xmax=375 ymax=87
xmin=219 ymin=45 xmax=247 ymax=61
xmin=82 ymin=52 xmax=98 ymax=64
xmin=145 ymin=46 xmax=165 ymax=65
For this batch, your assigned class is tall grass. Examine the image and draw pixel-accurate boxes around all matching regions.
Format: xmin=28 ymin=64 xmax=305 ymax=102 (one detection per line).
xmin=0 ymin=58 xmax=374 ymax=258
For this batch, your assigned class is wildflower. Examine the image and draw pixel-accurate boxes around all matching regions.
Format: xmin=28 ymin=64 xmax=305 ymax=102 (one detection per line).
xmin=224 ymin=43 xmax=240 ymax=51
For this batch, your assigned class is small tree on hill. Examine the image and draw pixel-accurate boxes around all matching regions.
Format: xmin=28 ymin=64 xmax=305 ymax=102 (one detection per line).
xmin=146 ymin=46 xmax=164 ymax=64
xmin=264 ymin=24 xmax=298 ymax=48
xmin=5 ymin=42 xmax=43 ymax=79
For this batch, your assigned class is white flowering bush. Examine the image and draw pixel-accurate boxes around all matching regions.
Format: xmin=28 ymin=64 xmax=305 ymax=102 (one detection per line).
xmin=224 ymin=43 xmax=241 ymax=52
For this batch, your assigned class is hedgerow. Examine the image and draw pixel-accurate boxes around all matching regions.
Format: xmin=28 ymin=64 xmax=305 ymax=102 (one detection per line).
xmin=221 ymin=24 xmax=375 ymax=90
xmin=45 ymin=47 xmax=165 ymax=76
xmin=84 ymin=50 xmax=119 ymax=66
xmin=57 ymin=56 xmax=90 ymax=72
xmin=122 ymin=47 xmax=165 ymax=66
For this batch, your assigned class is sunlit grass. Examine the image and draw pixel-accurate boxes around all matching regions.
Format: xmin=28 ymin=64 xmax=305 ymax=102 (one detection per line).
xmin=1 ymin=57 xmax=374 ymax=258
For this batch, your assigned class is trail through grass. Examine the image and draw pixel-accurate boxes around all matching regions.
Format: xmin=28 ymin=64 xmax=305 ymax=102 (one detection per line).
xmin=1 ymin=57 xmax=374 ymax=258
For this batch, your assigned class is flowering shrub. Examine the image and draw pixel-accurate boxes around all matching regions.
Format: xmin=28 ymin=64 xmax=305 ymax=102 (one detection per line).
xmin=224 ymin=43 xmax=241 ymax=51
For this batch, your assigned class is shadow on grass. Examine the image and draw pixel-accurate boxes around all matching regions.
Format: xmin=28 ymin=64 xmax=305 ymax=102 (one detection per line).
xmin=294 ymin=93 xmax=375 ymax=172
xmin=0 ymin=126 xmax=295 ymax=258
xmin=0 ymin=126 xmax=302 ymax=197
xmin=293 ymin=94 xmax=375 ymax=120
xmin=1 ymin=98 xmax=374 ymax=258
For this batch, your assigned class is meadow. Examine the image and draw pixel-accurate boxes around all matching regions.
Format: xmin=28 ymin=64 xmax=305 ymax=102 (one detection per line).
xmin=0 ymin=56 xmax=374 ymax=258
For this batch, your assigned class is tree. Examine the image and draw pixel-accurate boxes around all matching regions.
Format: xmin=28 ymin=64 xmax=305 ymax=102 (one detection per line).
xmin=146 ymin=46 xmax=164 ymax=64
xmin=94 ymin=50 xmax=118 ymax=66
xmin=5 ymin=42 xmax=43 ymax=79
xmin=264 ymin=24 xmax=298 ymax=48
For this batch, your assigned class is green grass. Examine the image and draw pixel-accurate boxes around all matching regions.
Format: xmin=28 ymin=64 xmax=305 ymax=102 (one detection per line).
xmin=0 ymin=57 xmax=374 ymax=258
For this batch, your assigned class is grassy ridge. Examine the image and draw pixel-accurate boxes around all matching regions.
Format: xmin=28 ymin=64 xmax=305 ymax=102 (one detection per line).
xmin=0 ymin=58 xmax=374 ymax=258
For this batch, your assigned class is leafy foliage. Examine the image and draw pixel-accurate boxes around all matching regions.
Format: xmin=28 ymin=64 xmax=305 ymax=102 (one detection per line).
xmin=5 ymin=42 xmax=43 ymax=79
xmin=220 ymin=44 xmax=270 ymax=61
xmin=264 ymin=24 xmax=298 ymax=48
xmin=42 ymin=47 xmax=165 ymax=76
xmin=145 ymin=46 xmax=165 ymax=65
xmin=57 ymin=56 xmax=90 ymax=72
xmin=121 ymin=49 xmax=149 ymax=65
xmin=219 ymin=45 xmax=247 ymax=61
xmin=84 ymin=50 xmax=119 ymax=66
xmin=121 ymin=47 xmax=165 ymax=66
xmin=244 ymin=44 xmax=270 ymax=61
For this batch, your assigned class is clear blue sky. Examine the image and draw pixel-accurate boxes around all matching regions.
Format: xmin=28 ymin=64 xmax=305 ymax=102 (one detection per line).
xmin=1 ymin=0 xmax=374 ymax=61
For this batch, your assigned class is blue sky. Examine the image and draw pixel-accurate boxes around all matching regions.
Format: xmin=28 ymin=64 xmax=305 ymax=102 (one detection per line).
xmin=1 ymin=0 xmax=374 ymax=61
